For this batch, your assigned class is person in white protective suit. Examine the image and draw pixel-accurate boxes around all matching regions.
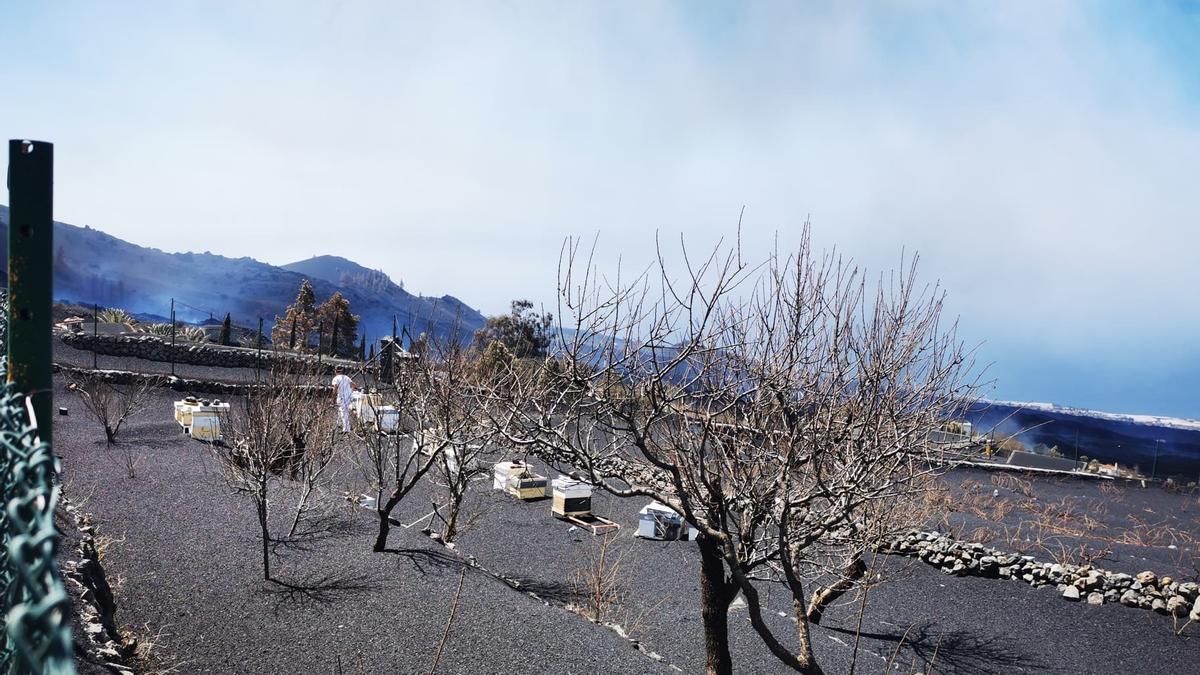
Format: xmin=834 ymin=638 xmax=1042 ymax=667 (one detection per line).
xmin=331 ymin=365 xmax=357 ymax=433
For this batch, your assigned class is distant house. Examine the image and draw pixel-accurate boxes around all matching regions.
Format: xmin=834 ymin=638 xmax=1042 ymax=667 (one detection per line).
xmin=56 ymin=317 xmax=86 ymax=333
xmin=197 ymin=318 xmax=224 ymax=342
xmin=377 ymin=337 xmax=417 ymax=383
xmin=73 ymin=321 xmax=135 ymax=336
xmin=377 ymin=337 xmax=417 ymax=361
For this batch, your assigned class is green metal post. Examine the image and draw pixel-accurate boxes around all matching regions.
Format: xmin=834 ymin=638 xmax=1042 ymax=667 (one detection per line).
xmin=7 ymin=139 xmax=54 ymax=445
xmin=170 ymin=298 xmax=176 ymax=376
xmin=256 ymin=317 xmax=263 ymax=383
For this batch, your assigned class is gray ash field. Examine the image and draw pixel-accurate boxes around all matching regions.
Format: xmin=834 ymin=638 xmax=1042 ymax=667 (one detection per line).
xmin=53 ymin=378 xmax=1200 ymax=674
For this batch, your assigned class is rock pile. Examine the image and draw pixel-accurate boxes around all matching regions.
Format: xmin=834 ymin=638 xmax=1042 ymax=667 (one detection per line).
xmin=885 ymin=530 xmax=1200 ymax=622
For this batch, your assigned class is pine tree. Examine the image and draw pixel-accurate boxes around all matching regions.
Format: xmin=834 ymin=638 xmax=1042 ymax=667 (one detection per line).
xmin=272 ymin=280 xmax=318 ymax=351
xmin=218 ymin=313 xmax=232 ymax=346
xmin=315 ymin=292 xmax=359 ymax=358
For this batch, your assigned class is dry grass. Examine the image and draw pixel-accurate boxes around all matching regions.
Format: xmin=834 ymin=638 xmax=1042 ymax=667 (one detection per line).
xmin=1098 ymin=480 xmax=1124 ymax=502
xmin=124 ymin=622 xmax=190 ymax=675
xmin=571 ymin=532 xmax=630 ymax=624
xmin=991 ymin=473 xmax=1036 ymax=498
xmin=93 ymin=533 xmax=125 ymax=563
xmin=942 ymin=475 xmax=1199 ymax=570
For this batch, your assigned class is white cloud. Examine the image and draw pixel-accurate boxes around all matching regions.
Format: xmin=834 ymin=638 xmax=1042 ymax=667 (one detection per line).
xmin=2 ymin=1 xmax=1197 ymax=412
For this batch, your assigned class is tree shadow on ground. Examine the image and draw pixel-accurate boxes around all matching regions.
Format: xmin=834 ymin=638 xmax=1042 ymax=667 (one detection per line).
xmin=499 ymin=575 xmax=585 ymax=605
xmin=382 ymin=547 xmax=584 ymax=605
xmin=383 ymin=546 xmax=470 ymax=577
xmin=258 ymin=570 xmax=378 ymax=612
xmin=824 ymin=621 xmax=1047 ymax=674
xmin=271 ymin=513 xmax=370 ymax=554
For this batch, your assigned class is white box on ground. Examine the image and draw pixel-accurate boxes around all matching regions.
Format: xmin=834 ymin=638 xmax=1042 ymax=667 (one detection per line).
xmin=186 ymin=401 xmax=229 ymax=442
xmin=637 ymin=501 xmax=699 ymax=541
xmin=376 ymin=406 xmax=399 ymax=432
xmin=552 ymin=476 xmax=593 ymax=517
xmin=173 ymin=398 xmax=198 ymax=428
xmin=352 ymin=391 xmax=383 ymax=424
xmin=493 ymin=461 xmax=529 ymax=490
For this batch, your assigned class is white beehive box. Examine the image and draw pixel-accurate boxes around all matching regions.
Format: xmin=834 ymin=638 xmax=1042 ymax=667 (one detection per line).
xmin=188 ymin=401 xmax=230 ymax=442
xmin=352 ymin=391 xmax=384 ymax=423
xmin=552 ymin=477 xmax=593 ymax=517
xmin=376 ymin=406 xmax=400 ymax=432
xmin=174 ymin=398 xmax=200 ymax=428
xmin=636 ymin=501 xmax=699 ymax=541
xmin=493 ymin=461 xmax=528 ymax=490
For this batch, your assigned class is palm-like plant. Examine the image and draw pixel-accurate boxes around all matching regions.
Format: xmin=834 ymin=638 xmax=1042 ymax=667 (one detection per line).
xmin=177 ymin=326 xmax=209 ymax=343
xmin=139 ymin=323 xmax=174 ymax=337
xmin=97 ymin=307 xmax=135 ymax=325
xmin=138 ymin=322 xmax=209 ymax=343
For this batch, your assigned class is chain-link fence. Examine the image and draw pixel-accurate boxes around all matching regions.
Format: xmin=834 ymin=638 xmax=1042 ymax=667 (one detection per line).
xmin=0 ymin=376 xmax=74 ymax=674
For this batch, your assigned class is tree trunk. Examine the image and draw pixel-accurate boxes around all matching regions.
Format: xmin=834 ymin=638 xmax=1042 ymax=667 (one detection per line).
xmin=443 ymin=500 xmax=460 ymax=544
xmin=373 ymin=507 xmax=392 ymax=552
xmin=257 ymin=497 xmax=271 ymax=580
xmin=373 ymin=486 xmax=410 ymax=552
xmin=807 ymin=555 xmax=866 ymax=625
xmin=791 ymin=581 xmax=821 ymax=674
xmin=730 ymin=560 xmax=822 ymax=673
xmin=288 ymin=480 xmax=314 ymax=538
xmin=698 ymin=536 xmax=737 ymax=675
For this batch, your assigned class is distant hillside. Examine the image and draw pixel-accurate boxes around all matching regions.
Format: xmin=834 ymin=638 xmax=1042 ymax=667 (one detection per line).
xmin=280 ymin=253 xmax=477 ymax=336
xmin=0 ymin=205 xmax=485 ymax=343
xmin=966 ymin=401 xmax=1200 ymax=479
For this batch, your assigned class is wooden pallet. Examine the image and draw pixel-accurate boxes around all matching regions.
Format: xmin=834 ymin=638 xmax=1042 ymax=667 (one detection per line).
xmin=565 ymin=513 xmax=620 ymax=535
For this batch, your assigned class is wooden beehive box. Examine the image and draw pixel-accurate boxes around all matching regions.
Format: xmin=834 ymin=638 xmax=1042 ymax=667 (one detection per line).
xmin=505 ymin=471 xmax=547 ymax=500
xmin=551 ymin=476 xmax=593 ymax=517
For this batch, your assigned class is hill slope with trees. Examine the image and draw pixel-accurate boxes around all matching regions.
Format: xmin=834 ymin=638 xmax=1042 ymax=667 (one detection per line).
xmin=0 ymin=204 xmax=484 ymax=343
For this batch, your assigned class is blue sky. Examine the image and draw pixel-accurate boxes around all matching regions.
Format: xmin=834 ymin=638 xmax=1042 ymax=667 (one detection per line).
xmin=2 ymin=1 xmax=1198 ymax=417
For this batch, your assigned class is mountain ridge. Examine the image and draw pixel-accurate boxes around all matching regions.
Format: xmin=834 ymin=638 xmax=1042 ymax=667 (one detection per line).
xmin=0 ymin=204 xmax=485 ymax=343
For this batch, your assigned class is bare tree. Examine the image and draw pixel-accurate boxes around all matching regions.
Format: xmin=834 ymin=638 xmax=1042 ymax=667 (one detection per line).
xmin=483 ymin=233 xmax=770 ymax=674
xmin=68 ymin=371 xmax=163 ymax=478
xmin=357 ymin=335 xmax=497 ymax=550
xmin=214 ymin=365 xmax=326 ymax=580
xmin=571 ymin=531 xmax=631 ymax=624
xmin=355 ymin=362 xmax=438 ymax=552
xmin=286 ymin=391 xmax=341 ymax=537
xmin=426 ymin=340 xmax=498 ymax=544
xmin=67 ymin=371 xmax=160 ymax=446
xmin=485 ymin=225 xmax=978 ymax=674
xmin=726 ymin=237 xmax=976 ymax=673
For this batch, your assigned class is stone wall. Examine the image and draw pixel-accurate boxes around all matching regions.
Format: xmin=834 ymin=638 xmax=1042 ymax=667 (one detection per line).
xmin=59 ymin=495 xmax=134 ymax=674
xmin=886 ymin=530 xmax=1200 ymax=622
xmin=54 ymin=364 xmax=334 ymax=397
xmin=58 ymin=331 xmax=356 ymax=373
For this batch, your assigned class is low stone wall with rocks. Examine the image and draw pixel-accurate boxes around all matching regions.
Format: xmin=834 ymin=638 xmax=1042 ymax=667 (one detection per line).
xmin=59 ymin=495 xmax=134 ymax=674
xmin=885 ymin=531 xmax=1200 ymax=623
xmin=55 ymin=364 xmax=260 ymax=396
xmin=58 ymin=331 xmax=356 ymax=373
